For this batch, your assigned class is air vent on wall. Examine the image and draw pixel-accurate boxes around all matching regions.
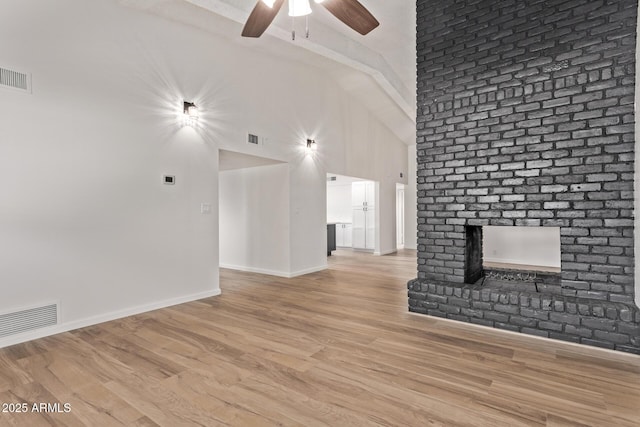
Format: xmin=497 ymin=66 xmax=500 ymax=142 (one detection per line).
xmin=0 ymin=303 xmax=58 ymax=338
xmin=0 ymin=66 xmax=31 ymax=93
xmin=247 ymin=133 xmax=259 ymax=145
xmin=327 ymin=176 xmax=337 ymax=182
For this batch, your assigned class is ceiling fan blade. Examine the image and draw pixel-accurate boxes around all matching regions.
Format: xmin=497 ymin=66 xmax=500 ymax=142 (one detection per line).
xmin=320 ymin=0 xmax=379 ymax=35
xmin=241 ymin=0 xmax=286 ymax=38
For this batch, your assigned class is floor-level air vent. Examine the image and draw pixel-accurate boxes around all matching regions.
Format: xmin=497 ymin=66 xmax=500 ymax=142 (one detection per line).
xmin=0 ymin=303 xmax=58 ymax=338
xmin=0 ymin=66 xmax=31 ymax=93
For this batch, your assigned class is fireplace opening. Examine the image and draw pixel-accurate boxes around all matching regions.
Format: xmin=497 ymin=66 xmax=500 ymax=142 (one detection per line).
xmin=464 ymin=225 xmax=562 ymax=292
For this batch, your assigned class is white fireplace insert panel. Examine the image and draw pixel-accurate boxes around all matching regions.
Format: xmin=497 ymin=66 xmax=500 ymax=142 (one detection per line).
xmin=483 ymin=226 xmax=561 ymax=271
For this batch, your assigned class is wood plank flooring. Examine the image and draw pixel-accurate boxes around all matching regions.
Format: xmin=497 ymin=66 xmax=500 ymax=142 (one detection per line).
xmin=0 ymin=249 xmax=639 ymax=426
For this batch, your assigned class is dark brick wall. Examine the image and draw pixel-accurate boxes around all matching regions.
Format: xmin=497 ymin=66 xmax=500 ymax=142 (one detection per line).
xmin=416 ymin=0 xmax=637 ymax=304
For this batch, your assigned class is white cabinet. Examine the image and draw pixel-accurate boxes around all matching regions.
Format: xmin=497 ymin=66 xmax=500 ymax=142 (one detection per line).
xmin=352 ymin=181 xmax=375 ymax=250
xmin=335 ymin=223 xmax=353 ymax=247
xmin=352 ymin=209 xmax=366 ymax=249
xmin=352 ymin=182 xmax=366 ymax=207
xmin=352 ymin=208 xmax=375 ymax=250
xmin=352 ymin=182 xmax=375 ymax=208
xmin=365 ymin=210 xmax=375 ymax=250
xmin=344 ymin=224 xmax=353 ymax=247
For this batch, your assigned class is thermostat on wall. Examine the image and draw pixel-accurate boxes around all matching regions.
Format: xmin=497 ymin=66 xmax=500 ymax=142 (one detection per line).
xmin=163 ymin=175 xmax=175 ymax=185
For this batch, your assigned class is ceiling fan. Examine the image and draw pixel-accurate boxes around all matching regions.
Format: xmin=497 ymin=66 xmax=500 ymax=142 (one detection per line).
xmin=241 ymin=0 xmax=379 ymax=38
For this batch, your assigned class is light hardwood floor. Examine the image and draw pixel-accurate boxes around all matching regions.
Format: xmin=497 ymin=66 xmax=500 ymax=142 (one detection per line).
xmin=0 ymin=249 xmax=639 ymax=426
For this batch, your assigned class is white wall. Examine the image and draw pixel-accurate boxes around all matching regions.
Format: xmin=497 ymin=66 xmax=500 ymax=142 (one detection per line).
xmin=0 ymin=0 xmax=410 ymax=345
xmin=0 ymin=0 xmax=221 ymax=346
xmin=327 ymin=184 xmax=353 ymax=223
xmin=342 ymin=102 xmax=409 ymax=255
xmin=219 ymin=164 xmax=290 ymax=276
xmin=405 ymin=144 xmax=418 ymax=250
xmin=289 ymin=154 xmax=330 ymax=275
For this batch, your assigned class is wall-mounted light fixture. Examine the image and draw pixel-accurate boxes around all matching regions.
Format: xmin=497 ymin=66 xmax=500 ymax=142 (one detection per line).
xmin=306 ymin=138 xmax=317 ymax=152
xmin=183 ymin=101 xmax=199 ymax=118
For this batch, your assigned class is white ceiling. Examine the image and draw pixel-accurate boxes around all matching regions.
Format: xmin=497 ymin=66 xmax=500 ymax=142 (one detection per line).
xmin=120 ymin=0 xmax=416 ymax=144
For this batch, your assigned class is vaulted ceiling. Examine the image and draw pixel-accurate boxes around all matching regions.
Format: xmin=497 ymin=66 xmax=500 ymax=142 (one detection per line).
xmin=120 ymin=0 xmax=416 ymax=144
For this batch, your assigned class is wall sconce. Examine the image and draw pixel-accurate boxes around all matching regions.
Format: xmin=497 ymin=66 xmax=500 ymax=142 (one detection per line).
xmin=306 ymin=138 xmax=317 ymax=152
xmin=183 ymin=101 xmax=199 ymax=118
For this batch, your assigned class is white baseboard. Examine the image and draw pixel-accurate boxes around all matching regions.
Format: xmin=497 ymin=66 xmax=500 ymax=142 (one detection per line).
xmin=289 ymin=264 xmax=328 ymax=277
xmin=220 ymin=263 xmax=290 ymax=277
xmin=374 ymin=249 xmax=398 ymax=256
xmin=220 ymin=263 xmax=327 ymax=278
xmin=0 ymin=288 xmax=221 ymax=349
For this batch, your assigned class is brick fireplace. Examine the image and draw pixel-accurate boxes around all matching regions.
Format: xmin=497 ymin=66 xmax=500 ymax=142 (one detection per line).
xmin=409 ymin=0 xmax=640 ymax=353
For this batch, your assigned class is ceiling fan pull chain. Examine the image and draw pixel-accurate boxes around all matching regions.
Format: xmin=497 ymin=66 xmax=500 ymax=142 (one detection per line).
xmin=292 ymin=16 xmax=295 ymax=40
xmin=306 ymin=15 xmax=310 ymax=38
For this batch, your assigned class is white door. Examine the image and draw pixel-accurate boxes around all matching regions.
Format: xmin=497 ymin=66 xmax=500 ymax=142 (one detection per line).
xmin=365 ymin=182 xmax=376 ymax=207
xmin=352 ymin=209 xmax=366 ymax=249
xmin=335 ymin=224 xmax=345 ymax=247
xmin=352 ymin=180 xmax=375 ymax=251
xmin=344 ymin=223 xmax=353 ymax=247
xmin=352 ymin=182 xmax=366 ymax=208
xmin=365 ymin=207 xmax=375 ymax=250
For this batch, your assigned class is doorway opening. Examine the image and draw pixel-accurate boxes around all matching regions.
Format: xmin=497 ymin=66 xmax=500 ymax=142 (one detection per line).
xmin=218 ymin=149 xmax=288 ymax=280
xmin=326 ymin=173 xmax=377 ymax=256
xmin=475 ymin=226 xmax=562 ymax=292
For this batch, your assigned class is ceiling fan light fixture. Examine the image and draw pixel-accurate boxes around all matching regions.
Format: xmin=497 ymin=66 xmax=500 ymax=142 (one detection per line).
xmin=288 ymin=0 xmax=312 ymax=17
xmin=241 ymin=0 xmax=379 ymax=38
